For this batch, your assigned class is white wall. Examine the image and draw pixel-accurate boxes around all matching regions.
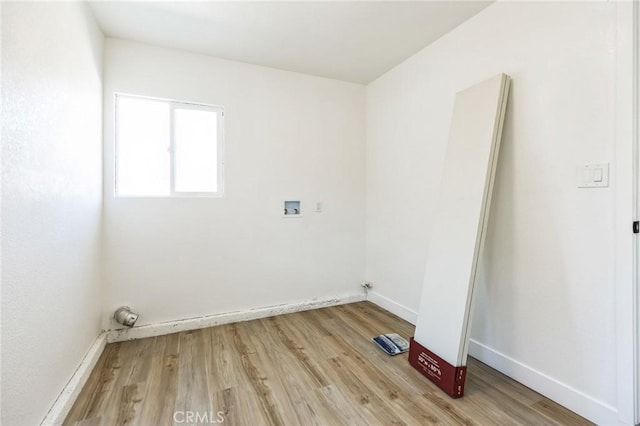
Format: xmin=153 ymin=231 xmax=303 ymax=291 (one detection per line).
xmin=1 ymin=2 xmax=104 ymax=424
xmin=102 ymin=39 xmax=366 ymax=328
xmin=2 ymin=3 xmax=629 ymax=423
xmin=366 ymin=2 xmax=628 ymax=423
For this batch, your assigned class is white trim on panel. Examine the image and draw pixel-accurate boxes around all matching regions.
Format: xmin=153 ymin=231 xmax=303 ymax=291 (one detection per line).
xmin=613 ymin=1 xmax=637 ymax=424
xmin=633 ymin=0 xmax=640 ymax=422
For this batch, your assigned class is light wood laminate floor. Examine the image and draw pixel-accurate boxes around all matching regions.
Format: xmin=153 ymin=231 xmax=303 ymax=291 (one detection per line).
xmin=65 ymin=302 xmax=592 ymax=425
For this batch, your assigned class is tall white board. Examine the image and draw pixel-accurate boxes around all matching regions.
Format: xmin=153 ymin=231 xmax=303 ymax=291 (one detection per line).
xmin=409 ymin=74 xmax=510 ymax=398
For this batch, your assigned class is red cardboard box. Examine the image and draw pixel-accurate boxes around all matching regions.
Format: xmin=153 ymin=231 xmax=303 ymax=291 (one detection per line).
xmin=408 ymin=338 xmax=467 ymax=398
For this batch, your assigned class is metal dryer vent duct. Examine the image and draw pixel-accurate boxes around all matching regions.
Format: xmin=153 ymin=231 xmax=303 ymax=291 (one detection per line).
xmin=114 ymin=306 xmax=139 ymax=327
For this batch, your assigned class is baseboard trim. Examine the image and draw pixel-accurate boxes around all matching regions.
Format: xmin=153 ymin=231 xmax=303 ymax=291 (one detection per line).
xmin=367 ymin=293 xmax=623 ymax=424
xmin=367 ymin=291 xmax=418 ymax=324
xmin=468 ymin=339 xmax=623 ymax=425
xmin=41 ymin=332 xmax=107 ymax=425
xmin=107 ymin=293 xmax=366 ymax=343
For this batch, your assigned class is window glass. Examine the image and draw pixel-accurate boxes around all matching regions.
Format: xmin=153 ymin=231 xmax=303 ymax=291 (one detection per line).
xmin=116 ymin=97 xmax=171 ymax=196
xmin=174 ymin=108 xmax=218 ymax=193
xmin=115 ymin=95 xmax=223 ymax=197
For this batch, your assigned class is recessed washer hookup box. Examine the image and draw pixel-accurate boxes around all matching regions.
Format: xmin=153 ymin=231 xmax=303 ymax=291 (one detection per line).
xmin=408 ymin=338 xmax=467 ymax=398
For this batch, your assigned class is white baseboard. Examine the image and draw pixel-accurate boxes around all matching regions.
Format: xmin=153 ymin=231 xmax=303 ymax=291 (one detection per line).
xmin=107 ymin=293 xmax=366 ymax=343
xmin=468 ymin=339 xmax=624 ymax=425
xmin=41 ymin=332 xmax=107 ymax=426
xmin=367 ymin=291 xmax=418 ymax=324
xmin=40 ymin=295 xmax=625 ymax=426
xmin=367 ymin=292 xmax=624 ymax=425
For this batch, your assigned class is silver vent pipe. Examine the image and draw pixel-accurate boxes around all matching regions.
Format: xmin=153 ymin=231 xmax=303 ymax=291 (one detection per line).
xmin=114 ymin=306 xmax=139 ymax=327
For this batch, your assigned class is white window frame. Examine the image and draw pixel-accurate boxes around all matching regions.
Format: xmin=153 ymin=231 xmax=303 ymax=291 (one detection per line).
xmin=114 ymin=93 xmax=225 ymax=198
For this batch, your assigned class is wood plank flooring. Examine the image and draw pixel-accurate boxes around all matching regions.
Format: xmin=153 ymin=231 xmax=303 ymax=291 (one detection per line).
xmin=65 ymin=302 xmax=592 ymax=426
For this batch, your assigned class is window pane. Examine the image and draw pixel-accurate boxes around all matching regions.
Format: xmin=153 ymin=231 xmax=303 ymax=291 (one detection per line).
xmin=174 ymin=108 xmax=218 ymax=193
xmin=116 ymin=97 xmax=170 ymax=196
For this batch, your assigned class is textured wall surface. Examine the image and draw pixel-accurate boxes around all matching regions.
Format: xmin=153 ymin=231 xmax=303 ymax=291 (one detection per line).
xmin=366 ymin=2 xmax=623 ymax=423
xmin=1 ymin=3 xmax=104 ymax=424
xmin=102 ymin=39 xmax=366 ymax=328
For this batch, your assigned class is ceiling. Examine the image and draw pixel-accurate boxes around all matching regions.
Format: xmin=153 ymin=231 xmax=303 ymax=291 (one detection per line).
xmin=88 ymin=1 xmax=492 ymax=84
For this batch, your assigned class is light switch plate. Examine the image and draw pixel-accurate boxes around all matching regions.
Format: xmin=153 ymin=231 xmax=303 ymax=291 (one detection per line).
xmin=578 ymin=163 xmax=609 ymax=188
